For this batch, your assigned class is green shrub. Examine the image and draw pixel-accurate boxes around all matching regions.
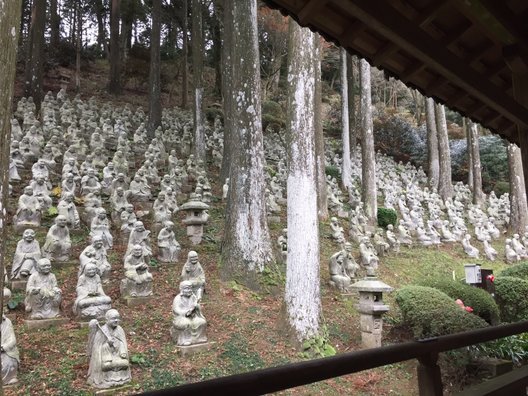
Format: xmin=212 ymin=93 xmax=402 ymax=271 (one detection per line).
xmin=494 ymin=276 xmax=528 ymax=322
xmin=325 ymin=166 xmax=340 ymax=181
xmin=500 ymin=263 xmax=528 ymax=280
xmin=472 ymin=333 xmax=528 ymax=365
xmin=494 ymin=181 xmax=510 ymax=196
xmin=377 ymin=207 xmax=398 ymax=229
xmin=395 ymin=285 xmax=489 ymax=338
xmin=420 ymin=278 xmax=500 ymax=325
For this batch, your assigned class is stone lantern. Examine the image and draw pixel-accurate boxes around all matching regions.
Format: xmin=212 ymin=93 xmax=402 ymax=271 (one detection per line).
xmin=351 ymin=268 xmax=393 ymax=349
xmin=180 ymin=199 xmax=210 ymax=245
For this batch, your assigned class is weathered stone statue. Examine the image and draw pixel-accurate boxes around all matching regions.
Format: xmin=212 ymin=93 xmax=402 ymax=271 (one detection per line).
xmin=170 ymin=281 xmax=207 ymax=346
xmin=462 ymin=234 xmax=479 ymax=259
xmin=121 ymin=245 xmax=153 ymax=298
xmin=42 ymin=215 xmax=72 ymax=262
xmin=57 ymin=192 xmax=80 ymax=229
xmin=359 ymin=237 xmax=380 ymax=269
xmin=328 ymin=243 xmax=359 ymax=292
xmin=181 ymin=251 xmax=206 ymax=300
xmin=25 ymin=259 xmax=62 ymax=319
xmin=80 ymin=237 xmax=111 ymax=283
xmin=1 ymin=315 xmax=20 ymax=385
xmin=157 ymin=221 xmax=181 ymax=263
xmin=15 ymin=186 xmax=41 ymax=228
xmin=74 ymin=263 xmax=112 ymax=319
xmin=90 ymin=208 xmax=113 ymax=249
xmin=11 ymin=229 xmax=41 ymax=280
xmin=87 ymin=309 xmax=131 ymax=389
xmin=126 ymin=221 xmax=152 ymax=259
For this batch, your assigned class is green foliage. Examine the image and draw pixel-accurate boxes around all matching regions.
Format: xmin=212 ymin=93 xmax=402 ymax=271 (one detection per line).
xmin=221 ymin=335 xmax=265 ymax=374
xmin=301 ymin=326 xmax=337 ymax=359
xmin=149 ymin=258 xmax=159 ymax=268
xmin=130 ymin=353 xmax=151 ymax=367
xmin=143 ymin=369 xmax=184 ymax=391
xmin=325 ymin=165 xmax=340 ymax=181
xmin=377 ymin=207 xmax=398 ymax=229
xmin=7 ymin=291 xmax=24 ymax=310
xmin=205 ymin=106 xmax=224 ymax=123
xmin=394 ymin=285 xmax=489 ymax=338
xmin=494 ymin=276 xmax=528 ymax=322
xmin=260 ymin=263 xmax=285 ymax=287
xmin=472 ymin=333 xmax=528 ymax=365
xmin=500 ymin=262 xmax=528 ymax=280
xmin=494 ymin=181 xmax=510 ymax=197
xmin=262 ymin=100 xmax=285 ymax=132
xmin=419 ymin=278 xmax=500 ymax=325
xmin=47 ymin=206 xmax=59 ymax=217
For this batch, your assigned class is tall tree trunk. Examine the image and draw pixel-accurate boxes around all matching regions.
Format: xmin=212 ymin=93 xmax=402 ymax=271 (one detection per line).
xmin=75 ymin=0 xmax=82 ymax=92
xmin=49 ymin=0 xmax=60 ymax=48
xmin=147 ymin=0 xmax=162 ymax=137
xmin=508 ymin=143 xmax=528 ymax=234
xmin=0 ymin=3 xmax=22 ymax=393
xmin=95 ymin=0 xmax=108 ymax=57
xmin=285 ymin=20 xmax=320 ymax=342
xmin=346 ymin=53 xmax=357 ymax=155
xmin=469 ymin=121 xmax=484 ymax=205
xmin=359 ymin=58 xmax=377 ymax=225
xmin=425 ymin=97 xmax=439 ymax=190
xmin=435 ymin=103 xmax=453 ymax=200
xmin=314 ymin=34 xmax=328 ymax=221
xmin=464 ymin=117 xmax=473 ymax=190
xmin=221 ymin=0 xmax=274 ymax=283
xmin=24 ymin=0 xmax=46 ymax=114
xmin=181 ymin=0 xmax=189 ymax=109
xmin=211 ymin=5 xmax=222 ymax=97
xmin=108 ymin=0 xmax=121 ymax=95
xmin=217 ymin=0 xmax=232 ymax=183
xmin=341 ymin=48 xmax=352 ymax=191
xmin=192 ymin=0 xmax=205 ymax=162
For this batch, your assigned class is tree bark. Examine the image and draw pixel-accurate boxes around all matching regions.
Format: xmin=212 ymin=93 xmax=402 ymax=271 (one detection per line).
xmin=218 ymin=0 xmax=233 ymax=184
xmin=108 ymin=0 xmax=121 ymax=95
xmin=221 ymin=0 xmax=274 ymax=283
xmin=341 ymin=48 xmax=352 ymax=191
xmin=75 ymin=0 xmax=82 ymax=92
xmin=181 ymin=0 xmax=189 ymax=109
xmin=147 ymin=0 xmax=162 ymax=137
xmin=24 ymin=0 xmax=46 ymax=114
xmin=469 ymin=121 xmax=484 ymax=205
xmin=285 ymin=19 xmax=320 ymax=342
xmin=425 ymin=97 xmax=439 ymax=190
xmin=435 ymin=103 xmax=453 ymax=200
xmin=347 ymin=53 xmax=357 ymax=155
xmin=191 ymin=0 xmax=205 ymax=162
xmin=508 ymin=143 xmax=528 ymax=234
xmin=49 ymin=0 xmax=60 ymax=48
xmin=0 ymin=3 xmax=23 ymax=393
xmin=359 ymin=58 xmax=377 ymax=225
xmin=464 ymin=117 xmax=473 ymax=190
xmin=314 ymin=34 xmax=328 ymax=221
xmin=95 ymin=0 xmax=108 ymax=57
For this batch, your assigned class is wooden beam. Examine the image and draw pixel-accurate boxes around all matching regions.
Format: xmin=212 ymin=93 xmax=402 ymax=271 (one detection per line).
xmin=338 ymin=0 xmax=528 ymax=128
xmin=298 ymin=0 xmax=329 ymax=25
xmin=372 ymin=42 xmax=399 ymax=66
xmin=339 ymin=20 xmax=367 ymax=47
xmin=441 ymin=21 xmax=472 ymax=47
xmin=447 ymin=91 xmax=469 ymax=107
xmin=401 ymin=61 xmax=426 ymax=82
xmin=415 ymin=1 xmax=448 ymax=28
xmin=482 ymin=112 xmax=502 ymax=126
xmin=425 ymin=75 xmax=446 ymax=94
xmin=479 ymin=0 xmax=528 ymax=48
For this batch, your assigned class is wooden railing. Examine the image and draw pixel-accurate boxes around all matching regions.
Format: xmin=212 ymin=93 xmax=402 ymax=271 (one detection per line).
xmin=141 ymin=321 xmax=528 ymax=396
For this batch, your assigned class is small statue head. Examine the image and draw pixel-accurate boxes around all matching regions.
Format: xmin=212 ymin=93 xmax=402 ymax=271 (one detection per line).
xmin=180 ymin=280 xmax=194 ymax=297
xmin=56 ymin=215 xmax=67 ymax=227
xmin=134 ymin=221 xmax=145 ymax=232
xmin=24 ymin=186 xmax=34 ymax=196
xmin=164 ymin=221 xmax=174 ymax=230
xmin=187 ymin=251 xmax=199 ymax=265
xmin=105 ymin=309 xmax=121 ymax=328
xmin=23 ymin=229 xmax=36 ymax=242
xmin=132 ymin=244 xmax=143 ymax=257
xmin=37 ymin=258 xmax=52 ymax=274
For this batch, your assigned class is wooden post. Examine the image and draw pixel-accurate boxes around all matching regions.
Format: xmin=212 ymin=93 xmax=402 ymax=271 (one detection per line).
xmin=417 ymin=353 xmax=443 ymax=396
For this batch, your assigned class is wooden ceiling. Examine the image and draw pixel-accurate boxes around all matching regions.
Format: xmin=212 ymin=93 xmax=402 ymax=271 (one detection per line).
xmin=263 ymin=0 xmax=528 ymax=144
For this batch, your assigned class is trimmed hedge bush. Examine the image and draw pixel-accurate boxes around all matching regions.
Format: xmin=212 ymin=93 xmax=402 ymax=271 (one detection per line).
xmin=420 ymin=278 xmax=500 ymax=325
xmin=325 ymin=166 xmax=340 ymax=181
xmin=494 ymin=276 xmax=528 ymax=322
xmin=377 ymin=207 xmax=398 ymax=229
xmin=395 ymin=285 xmax=489 ymax=338
xmin=500 ymin=263 xmax=528 ymax=280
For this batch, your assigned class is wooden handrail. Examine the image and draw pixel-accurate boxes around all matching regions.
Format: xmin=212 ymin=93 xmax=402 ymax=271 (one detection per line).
xmin=140 ymin=321 xmax=528 ymax=396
